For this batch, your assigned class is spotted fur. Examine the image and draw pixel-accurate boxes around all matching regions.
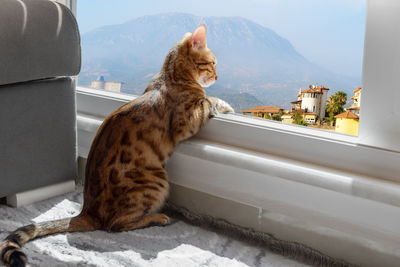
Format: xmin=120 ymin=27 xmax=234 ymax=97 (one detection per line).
xmin=1 ymin=25 xmax=233 ymax=267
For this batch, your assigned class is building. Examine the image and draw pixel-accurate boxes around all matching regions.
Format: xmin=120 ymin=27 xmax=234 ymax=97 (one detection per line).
xmin=298 ymin=85 xmax=329 ymax=119
xmin=334 ymin=111 xmax=359 ymax=135
xmin=303 ymin=112 xmax=319 ymax=124
xmin=288 ymin=85 xmax=329 ymax=124
xmin=242 ymin=106 xmax=284 ymax=119
xmin=282 ymin=110 xmax=318 ymax=124
xmin=281 ymin=113 xmax=293 ymax=124
xmin=347 ymin=86 xmax=361 ymax=115
xmin=89 ymin=76 xmax=122 ymax=93
xmin=334 ymin=86 xmax=361 ymax=135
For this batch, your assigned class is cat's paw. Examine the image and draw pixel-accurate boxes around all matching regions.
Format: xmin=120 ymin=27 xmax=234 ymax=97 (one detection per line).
xmin=158 ymin=214 xmax=171 ymax=226
xmin=147 ymin=214 xmax=170 ymax=228
xmin=215 ymin=98 xmax=234 ymax=114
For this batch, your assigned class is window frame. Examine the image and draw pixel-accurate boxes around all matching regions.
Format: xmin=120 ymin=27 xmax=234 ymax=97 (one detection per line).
xmin=74 ymin=0 xmax=399 ymax=183
xmin=68 ymin=2 xmax=400 ymax=263
xmin=358 ymin=0 xmax=400 ymax=152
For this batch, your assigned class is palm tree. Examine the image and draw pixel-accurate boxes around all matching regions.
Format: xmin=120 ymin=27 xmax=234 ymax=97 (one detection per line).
xmin=335 ymin=91 xmax=347 ymax=106
xmin=271 ymin=114 xmax=282 ymax=121
xmin=326 ymin=91 xmax=347 ymax=125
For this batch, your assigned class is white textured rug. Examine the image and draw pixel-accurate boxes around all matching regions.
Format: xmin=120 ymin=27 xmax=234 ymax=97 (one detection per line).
xmin=0 ymin=190 xmax=308 ymax=267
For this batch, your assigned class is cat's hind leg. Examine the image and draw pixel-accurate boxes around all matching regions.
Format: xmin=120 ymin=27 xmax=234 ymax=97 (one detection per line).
xmin=109 ymin=213 xmax=170 ymax=232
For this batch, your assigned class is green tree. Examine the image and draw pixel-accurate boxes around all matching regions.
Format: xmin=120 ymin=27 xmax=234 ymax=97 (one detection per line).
xmin=326 ymin=91 xmax=347 ymax=125
xmin=271 ymin=114 xmax=282 ymax=121
xmin=292 ymin=112 xmax=308 ymax=126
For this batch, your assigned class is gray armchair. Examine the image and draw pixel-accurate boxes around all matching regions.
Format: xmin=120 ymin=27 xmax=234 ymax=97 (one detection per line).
xmin=0 ymin=0 xmax=80 ymax=202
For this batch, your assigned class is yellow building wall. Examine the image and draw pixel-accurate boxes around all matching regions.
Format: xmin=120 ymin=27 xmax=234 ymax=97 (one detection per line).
xmin=254 ymin=112 xmax=270 ymax=119
xmin=282 ymin=116 xmax=293 ymax=124
xmin=335 ymin=118 xmax=359 ymax=135
xmin=303 ymin=114 xmax=316 ymax=120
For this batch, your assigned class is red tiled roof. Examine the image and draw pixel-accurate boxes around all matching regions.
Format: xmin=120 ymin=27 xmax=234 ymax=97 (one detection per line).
xmin=290 ymin=109 xmax=307 ymax=114
xmin=347 ymin=106 xmax=360 ymax=110
xmin=301 ymin=89 xmax=323 ymax=94
xmin=301 ymin=86 xmax=329 ymax=94
xmin=300 ymin=85 xmax=329 ymax=94
xmin=335 ymin=111 xmax=359 ymax=119
xmin=242 ymin=106 xmax=283 ymax=113
xmin=318 ymin=85 xmax=330 ymax=90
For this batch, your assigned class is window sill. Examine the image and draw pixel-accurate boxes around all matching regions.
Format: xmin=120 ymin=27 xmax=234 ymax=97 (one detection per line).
xmin=76 ymin=109 xmax=400 ymax=208
xmin=76 ymin=87 xmax=400 ymax=266
xmin=77 ymin=86 xmax=400 ymax=183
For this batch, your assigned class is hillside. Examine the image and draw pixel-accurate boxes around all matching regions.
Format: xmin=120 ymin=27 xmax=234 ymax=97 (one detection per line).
xmin=79 ymin=13 xmax=360 ymax=109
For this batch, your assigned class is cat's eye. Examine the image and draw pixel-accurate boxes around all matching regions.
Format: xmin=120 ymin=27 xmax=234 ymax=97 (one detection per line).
xmin=196 ymin=62 xmax=210 ymax=66
xmin=196 ymin=61 xmax=215 ymax=66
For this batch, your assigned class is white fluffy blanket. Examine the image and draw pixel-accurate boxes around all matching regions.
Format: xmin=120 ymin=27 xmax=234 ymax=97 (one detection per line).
xmin=0 ymin=190 xmax=306 ymax=267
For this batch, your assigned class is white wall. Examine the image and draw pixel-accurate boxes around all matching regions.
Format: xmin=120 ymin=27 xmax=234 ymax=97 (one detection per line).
xmin=300 ymin=93 xmax=317 ymax=113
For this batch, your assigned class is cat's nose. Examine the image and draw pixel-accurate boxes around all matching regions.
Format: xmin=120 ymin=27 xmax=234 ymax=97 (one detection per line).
xmin=215 ymin=75 xmax=218 ymax=80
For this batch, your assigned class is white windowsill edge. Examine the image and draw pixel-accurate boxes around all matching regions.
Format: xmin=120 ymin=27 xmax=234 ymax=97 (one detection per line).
xmin=77 ymin=113 xmax=400 ymax=209
xmin=76 ymin=86 xmax=357 ymax=143
xmin=77 ymin=111 xmax=400 ymax=266
xmin=77 ymin=86 xmax=400 ymax=183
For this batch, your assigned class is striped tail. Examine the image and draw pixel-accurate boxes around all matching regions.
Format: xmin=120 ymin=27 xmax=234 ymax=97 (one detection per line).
xmin=1 ymin=215 xmax=95 ymax=267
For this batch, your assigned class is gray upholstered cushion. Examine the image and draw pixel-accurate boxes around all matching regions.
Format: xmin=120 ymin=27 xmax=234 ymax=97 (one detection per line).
xmin=0 ymin=77 xmax=77 ymax=197
xmin=0 ymin=0 xmax=80 ymax=86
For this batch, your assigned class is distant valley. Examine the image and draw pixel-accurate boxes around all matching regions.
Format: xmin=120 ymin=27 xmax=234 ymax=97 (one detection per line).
xmin=79 ymin=13 xmax=361 ymax=110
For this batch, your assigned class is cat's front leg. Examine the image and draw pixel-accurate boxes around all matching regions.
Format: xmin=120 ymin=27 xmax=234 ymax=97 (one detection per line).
xmin=176 ymin=97 xmax=234 ymax=143
xmin=206 ymin=96 xmax=234 ymax=115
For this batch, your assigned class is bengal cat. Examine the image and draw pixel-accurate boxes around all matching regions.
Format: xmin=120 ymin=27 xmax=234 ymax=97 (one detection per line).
xmin=0 ymin=25 xmax=233 ymax=267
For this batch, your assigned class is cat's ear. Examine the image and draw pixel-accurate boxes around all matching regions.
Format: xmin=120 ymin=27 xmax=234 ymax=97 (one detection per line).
xmin=191 ymin=25 xmax=207 ymax=50
xmin=183 ymin=32 xmax=192 ymax=39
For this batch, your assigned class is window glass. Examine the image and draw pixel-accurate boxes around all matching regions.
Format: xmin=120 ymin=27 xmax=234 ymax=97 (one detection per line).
xmin=77 ymin=0 xmax=366 ymax=136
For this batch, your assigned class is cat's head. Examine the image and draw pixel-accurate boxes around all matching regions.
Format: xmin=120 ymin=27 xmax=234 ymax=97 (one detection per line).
xmin=172 ymin=25 xmax=218 ymax=88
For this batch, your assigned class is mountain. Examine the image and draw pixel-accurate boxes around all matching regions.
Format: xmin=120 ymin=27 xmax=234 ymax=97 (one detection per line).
xmin=79 ymin=13 xmax=360 ymax=110
xmin=205 ymin=91 xmax=263 ymax=112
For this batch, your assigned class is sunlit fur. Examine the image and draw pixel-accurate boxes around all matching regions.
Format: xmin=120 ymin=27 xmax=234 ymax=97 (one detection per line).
xmin=1 ymin=25 xmax=233 ymax=267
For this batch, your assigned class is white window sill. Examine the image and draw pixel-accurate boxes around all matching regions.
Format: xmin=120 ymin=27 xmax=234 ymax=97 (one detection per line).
xmin=76 ymin=86 xmax=400 ymax=219
xmin=77 ymin=86 xmax=400 ymax=184
xmin=76 ymin=106 xmax=400 ymax=207
xmin=77 ymin=77 xmax=400 ymax=266
xmin=76 ymin=104 xmax=400 ymax=266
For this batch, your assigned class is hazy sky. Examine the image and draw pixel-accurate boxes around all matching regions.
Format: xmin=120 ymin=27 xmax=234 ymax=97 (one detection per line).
xmin=77 ymin=0 xmax=366 ymax=77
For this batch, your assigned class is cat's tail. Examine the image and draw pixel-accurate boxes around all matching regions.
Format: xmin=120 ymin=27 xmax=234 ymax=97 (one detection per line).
xmin=0 ymin=215 xmax=96 ymax=267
